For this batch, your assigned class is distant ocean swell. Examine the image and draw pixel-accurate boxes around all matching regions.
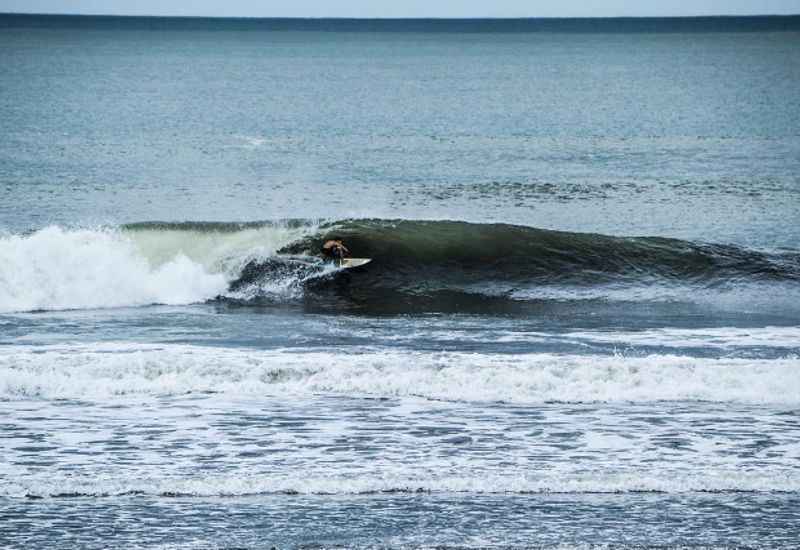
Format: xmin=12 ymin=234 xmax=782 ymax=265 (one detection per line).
xmin=2 ymin=344 xmax=798 ymax=404
xmin=1 ymin=219 xmax=798 ymax=313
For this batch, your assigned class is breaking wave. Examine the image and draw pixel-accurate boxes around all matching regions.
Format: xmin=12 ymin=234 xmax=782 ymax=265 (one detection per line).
xmin=0 ymin=221 xmax=317 ymax=313
xmin=282 ymin=218 xmax=800 ymax=285
xmin=1 ymin=219 xmax=798 ymax=313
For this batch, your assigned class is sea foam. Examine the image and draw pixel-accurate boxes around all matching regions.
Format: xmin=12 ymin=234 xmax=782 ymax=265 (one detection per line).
xmin=0 ymin=224 xmax=314 ymax=313
xmin=6 ymin=469 xmax=799 ymax=499
xmin=1 ymin=343 xmax=798 ymax=404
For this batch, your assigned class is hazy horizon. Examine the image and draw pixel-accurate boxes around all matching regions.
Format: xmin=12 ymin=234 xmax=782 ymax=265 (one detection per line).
xmin=3 ymin=12 xmax=800 ymax=19
xmin=0 ymin=0 xmax=798 ymax=18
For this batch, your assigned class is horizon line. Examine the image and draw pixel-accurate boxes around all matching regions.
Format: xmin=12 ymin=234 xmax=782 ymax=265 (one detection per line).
xmin=2 ymin=12 xmax=800 ymax=21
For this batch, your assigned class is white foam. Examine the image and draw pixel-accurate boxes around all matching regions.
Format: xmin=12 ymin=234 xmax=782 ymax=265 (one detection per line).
xmin=5 ymin=469 xmax=798 ymax=499
xmin=1 ymin=343 xmax=798 ymax=404
xmin=0 ymin=224 xmax=315 ymax=313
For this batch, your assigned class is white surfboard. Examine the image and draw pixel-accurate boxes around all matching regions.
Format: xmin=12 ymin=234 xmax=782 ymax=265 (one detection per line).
xmin=337 ymin=258 xmax=372 ymax=269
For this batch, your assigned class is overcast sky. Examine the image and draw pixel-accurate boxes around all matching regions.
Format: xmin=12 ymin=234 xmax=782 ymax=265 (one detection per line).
xmin=1 ymin=0 xmax=798 ymax=18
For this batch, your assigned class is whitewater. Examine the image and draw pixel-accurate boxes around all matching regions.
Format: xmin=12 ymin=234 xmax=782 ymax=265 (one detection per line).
xmin=2 ymin=343 xmax=800 ymax=403
xmin=0 ymin=223 xmax=320 ymax=313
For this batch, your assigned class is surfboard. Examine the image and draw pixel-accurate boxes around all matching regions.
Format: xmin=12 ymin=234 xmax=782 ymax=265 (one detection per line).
xmin=337 ymin=258 xmax=372 ymax=269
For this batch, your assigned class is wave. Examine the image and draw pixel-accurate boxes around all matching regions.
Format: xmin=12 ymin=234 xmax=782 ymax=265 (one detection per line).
xmin=0 ymin=222 xmax=316 ymax=313
xmin=276 ymin=219 xmax=800 ymax=300
xmin=6 ymin=469 xmax=799 ymax=499
xmin=283 ymin=219 xmax=800 ymax=283
xmin=1 ymin=219 xmax=798 ymax=313
xmin=2 ymin=343 xmax=798 ymax=404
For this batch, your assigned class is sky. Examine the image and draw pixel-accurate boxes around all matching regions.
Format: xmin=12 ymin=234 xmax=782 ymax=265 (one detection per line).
xmin=0 ymin=0 xmax=798 ymax=18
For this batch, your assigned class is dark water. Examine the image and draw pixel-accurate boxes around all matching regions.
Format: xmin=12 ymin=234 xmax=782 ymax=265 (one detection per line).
xmin=1 ymin=14 xmax=799 ymax=550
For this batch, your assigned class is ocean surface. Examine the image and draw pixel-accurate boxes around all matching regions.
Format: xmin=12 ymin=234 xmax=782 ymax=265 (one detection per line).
xmin=1 ymin=13 xmax=800 ymax=550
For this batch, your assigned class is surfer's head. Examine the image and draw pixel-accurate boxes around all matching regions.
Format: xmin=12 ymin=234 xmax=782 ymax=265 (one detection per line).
xmin=322 ymin=237 xmax=350 ymax=259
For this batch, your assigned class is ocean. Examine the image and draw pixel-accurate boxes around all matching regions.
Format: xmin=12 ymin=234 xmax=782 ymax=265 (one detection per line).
xmin=1 ymin=13 xmax=799 ymax=549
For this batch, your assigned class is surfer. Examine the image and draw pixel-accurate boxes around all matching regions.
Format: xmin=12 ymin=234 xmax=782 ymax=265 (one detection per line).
xmin=321 ymin=238 xmax=350 ymax=261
